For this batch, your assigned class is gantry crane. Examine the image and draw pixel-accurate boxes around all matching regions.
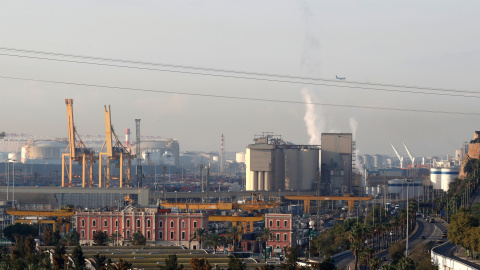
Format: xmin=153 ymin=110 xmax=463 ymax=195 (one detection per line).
xmin=7 ymin=208 xmax=75 ymax=232
xmin=284 ymin=195 xmax=373 ymax=213
xmin=62 ymin=99 xmax=96 ymax=187
xmin=98 ymin=105 xmax=132 ymax=187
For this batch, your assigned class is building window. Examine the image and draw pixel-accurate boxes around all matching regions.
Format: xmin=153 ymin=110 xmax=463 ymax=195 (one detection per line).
xmin=147 ymin=231 xmax=151 ymax=239
xmin=137 ymin=219 xmax=141 ymax=228
xmin=126 ymin=219 xmax=130 ymax=228
xmin=159 ymin=221 xmax=163 ymax=228
xmin=276 ymin=233 xmax=280 ymax=241
xmin=182 ymin=231 xmax=185 ymax=240
xmin=276 ymin=245 xmax=280 ymax=249
xmin=284 ymin=233 xmax=287 ymax=241
xmin=92 ymin=230 xmax=96 ymax=236
xmin=115 ymin=220 xmax=118 ymax=227
xmin=147 ymin=219 xmax=151 ymax=228
xmin=81 ymin=230 xmax=85 ymax=238
xmin=159 ymin=231 xmax=163 ymax=239
xmin=127 ymin=230 xmax=130 ymax=238
xmin=170 ymin=221 xmax=174 ymax=228
xmin=276 ymin=220 xmax=280 ymax=227
xmin=81 ymin=220 xmax=85 ymax=227
xmin=170 ymin=232 xmax=174 ymax=239
xmin=284 ymin=220 xmax=287 ymax=227
xmin=104 ymin=230 xmax=107 ymax=235
xmin=193 ymin=221 xmax=197 ymax=228
xmin=269 ymin=220 xmax=273 ymax=227
xmin=104 ymin=220 xmax=108 ymax=227
xmin=92 ymin=220 xmax=96 ymax=227
xmin=182 ymin=221 xmax=186 ymax=228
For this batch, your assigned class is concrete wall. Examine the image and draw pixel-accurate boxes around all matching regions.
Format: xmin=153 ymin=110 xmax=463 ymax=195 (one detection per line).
xmin=431 ymin=243 xmax=478 ymax=270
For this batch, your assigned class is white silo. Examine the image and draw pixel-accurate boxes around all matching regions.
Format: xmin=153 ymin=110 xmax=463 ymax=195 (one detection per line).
xmin=430 ymin=168 xmax=442 ymax=190
xmin=441 ymin=167 xmax=460 ymax=191
xmin=7 ymin=152 xmax=20 ymax=162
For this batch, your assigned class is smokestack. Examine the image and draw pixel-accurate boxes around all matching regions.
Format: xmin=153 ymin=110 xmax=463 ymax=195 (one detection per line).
xmin=125 ymin=128 xmax=131 ymax=146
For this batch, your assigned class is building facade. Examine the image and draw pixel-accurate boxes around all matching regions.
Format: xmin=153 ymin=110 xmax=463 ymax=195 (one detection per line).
xmin=265 ymin=213 xmax=294 ymax=253
xmin=75 ymin=206 xmax=208 ymax=249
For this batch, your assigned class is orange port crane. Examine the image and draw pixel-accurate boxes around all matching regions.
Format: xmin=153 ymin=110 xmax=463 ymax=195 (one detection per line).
xmin=284 ymin=195 xmax=373 ymax=213
xmin=98 ymin=105 xmax=132 ymax=187
xmin=161 ymin=200 xmax=281 ymax=212
xmin=7 ymin=208 xmax=75 ymax=232
xmin=62 ymin=99 xmax=96 ymax=187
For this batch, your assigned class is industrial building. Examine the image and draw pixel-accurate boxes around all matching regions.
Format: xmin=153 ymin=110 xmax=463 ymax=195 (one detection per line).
xmin=245 ymin=133 xmax=319 ymax=191
xmin=320 ymin=133 xmax=354 ymax=195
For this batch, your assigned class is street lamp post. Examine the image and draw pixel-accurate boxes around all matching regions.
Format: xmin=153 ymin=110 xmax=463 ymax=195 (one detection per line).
xmin=115 ymin=200 xmax=120 ymax=246
xmin=404 ymin=179 xmax=413 ymax=257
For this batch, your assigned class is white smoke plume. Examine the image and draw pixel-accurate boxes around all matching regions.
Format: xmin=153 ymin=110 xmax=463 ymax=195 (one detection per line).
xmin=301 ymin=88 xmax=325 ymax=145
xmin=350 ymin=117 xmax=363 ymax=179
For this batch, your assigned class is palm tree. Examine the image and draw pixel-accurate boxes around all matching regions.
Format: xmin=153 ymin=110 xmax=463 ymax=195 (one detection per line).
xmin=191 ymin=228 xmax=207 ymax=249
xmin=256 ymin=227 xmax=274 ymax=262
xmin=205 ymin=233 xmax=226 ymax=254
xmin=348 ymin=224 xmax=364 ymax=270
xmin=227 ymin=226 xmax=241 ymax=252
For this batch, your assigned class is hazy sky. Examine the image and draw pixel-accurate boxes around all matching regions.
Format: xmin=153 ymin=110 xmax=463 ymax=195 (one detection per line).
xmin=1 ymin=1 xmax=479 ymax=157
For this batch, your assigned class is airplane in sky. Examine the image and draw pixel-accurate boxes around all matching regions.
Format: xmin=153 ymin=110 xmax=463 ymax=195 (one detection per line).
xmin=336 ymin=75 xmax=346 ymax=80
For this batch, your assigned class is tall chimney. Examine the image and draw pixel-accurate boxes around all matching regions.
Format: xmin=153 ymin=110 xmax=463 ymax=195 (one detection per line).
xmin=125 ymin=128 xmax=131 ymax=146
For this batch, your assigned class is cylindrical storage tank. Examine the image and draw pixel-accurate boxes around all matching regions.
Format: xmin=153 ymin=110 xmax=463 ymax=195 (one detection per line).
xmin=387 ymin=179 xmax=404 ymax=199
xmin=236 ymin=152 xmax=246 ymax=163
xmin=300 ymin=149 xmax=319 ymax=191
xmin=441 ymin=167 xmax=460 ymax=191
xmin=430 ymin=168 xmax=442 ymax=190
xmin=273 ymin=148 xmax=285 ymax=191
xmin=285 ymin=149 xmax=300 ymax=190
xmin=8 ymin=152 xmax=20 ymax=162
xmin=245 ymin=148 xmax=253 ymax=190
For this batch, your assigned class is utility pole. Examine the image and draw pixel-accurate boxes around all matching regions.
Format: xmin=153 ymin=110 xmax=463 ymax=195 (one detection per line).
xmin=404 ymin=179 xmax=413 ymax=257
xmin=162 ymin=166 xmax=166 ymax=201
xmin=206 ymin=166 xmax=210 ymax=203
xmin=135 ymin=119 xmax=142 ymax=188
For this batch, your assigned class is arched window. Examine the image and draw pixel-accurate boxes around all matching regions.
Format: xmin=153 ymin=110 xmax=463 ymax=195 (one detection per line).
xmin=170 ymin=221 xmax=174 ymax=228
xmin=92 ymin=220 xmax=97 ymax=227
xmin=159 ymin=221 xmax=163 ymax=228
xmin=137 ymin=219 xmax=141 ymax=228
xmin=147 ymin=219 xmax=151 ymax=228
xmin=182 ymin=221 xmax=186 ymax=228
xmin=159 ymin=231 xmax=163 ymax=239
xmin=126 ymin=219 xmax=130 ymax=227
xmin=147 ymin=231 xmax=151 ymax=239
xmin=81 ymin=230 xmax=85 ymax=238
xmin=104 ymin=220 xmax=108 ymax=227
xmin=81 ymin=220 xmax=85 ymax=227
xmin=193 ymin=221 xmax=197 ymax=228
xmin=127 ymin=230 xmax=130 ymax=238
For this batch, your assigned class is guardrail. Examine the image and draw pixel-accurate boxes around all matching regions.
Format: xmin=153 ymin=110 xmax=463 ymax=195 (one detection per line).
xmin=431 ymin=241 xmax=479 ymax=270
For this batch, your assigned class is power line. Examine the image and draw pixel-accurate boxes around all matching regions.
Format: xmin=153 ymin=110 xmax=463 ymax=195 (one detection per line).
xmin=1 ymin=52 xmax=480 ymax=100
xmin=0 ymin=47 xmax=479 ymax=97
xmin=0 ymin=74 xmax=477 ymax=116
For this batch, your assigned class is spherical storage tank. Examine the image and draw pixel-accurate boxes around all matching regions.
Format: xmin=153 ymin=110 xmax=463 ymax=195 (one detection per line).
xmin=441 ymin=167 xmax=460 ymax=191
xmin=430 ymin=168 xmax=442 ymax=190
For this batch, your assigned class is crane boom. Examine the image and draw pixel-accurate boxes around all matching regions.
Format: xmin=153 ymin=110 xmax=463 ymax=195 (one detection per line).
xmin=104 ymin=105 xmax=114 ymax=157
xmin=65 ymin=99 xmax=76 ymax=159
xmin=390 ymin=143 xmax=404 ymax=168
xmin=403 ymin=142 xmax=415 ymax=167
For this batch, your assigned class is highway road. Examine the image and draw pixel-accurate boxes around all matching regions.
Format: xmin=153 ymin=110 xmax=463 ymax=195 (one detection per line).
xmin=333 ymin=217 xmax=445 ymax=269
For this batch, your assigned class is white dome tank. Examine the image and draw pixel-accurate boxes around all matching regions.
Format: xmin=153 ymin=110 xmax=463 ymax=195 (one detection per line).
xmin=441 ymin=167 xmax=460 ymax=191
xmin=430 ymin=168 xmax=442 ymax=190
xmin=236 ymin=152 xmax=245 ymax=163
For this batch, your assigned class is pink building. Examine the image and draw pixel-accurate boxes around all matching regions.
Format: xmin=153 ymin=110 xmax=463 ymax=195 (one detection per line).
xmin=265 ymin=213 xmax=294 ymax=254
xmin=75 ymin=206 xmax=208 ymax=248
